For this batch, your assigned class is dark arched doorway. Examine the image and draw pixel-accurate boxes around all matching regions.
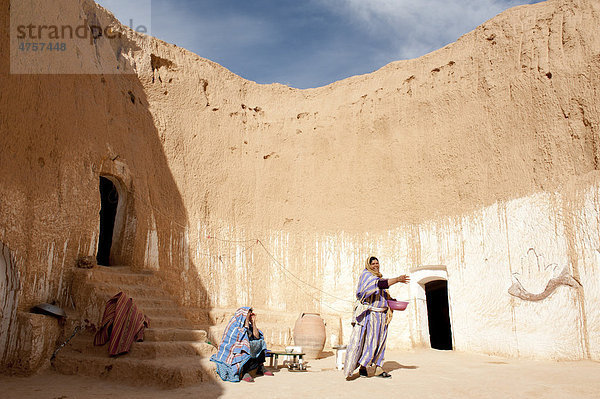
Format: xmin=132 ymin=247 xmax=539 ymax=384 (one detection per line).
xmin=97 ymin=176 xmax=119 ymax=266
xmin=425 ymin=280 xmax=453 ymax=350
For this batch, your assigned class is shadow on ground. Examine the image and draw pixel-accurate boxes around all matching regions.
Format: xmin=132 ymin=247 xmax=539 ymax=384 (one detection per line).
xmin=383 ymin=361 xmax=419 ymax=371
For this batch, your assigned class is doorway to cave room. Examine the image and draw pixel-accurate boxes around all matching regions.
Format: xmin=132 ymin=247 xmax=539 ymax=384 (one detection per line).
xmin=410 ymin=265 xmax=454 ymax=350
xmin=97 ymin=176 xmax=120 ymax=266
xmin=425 ymin=279 xmax=453 ymax=350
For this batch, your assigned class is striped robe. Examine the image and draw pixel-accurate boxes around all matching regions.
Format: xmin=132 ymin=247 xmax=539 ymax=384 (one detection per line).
xmin=94 ymin=292 xmax=149 ymax=356
xmin=344 ymin=269 xmax=391 ymax=377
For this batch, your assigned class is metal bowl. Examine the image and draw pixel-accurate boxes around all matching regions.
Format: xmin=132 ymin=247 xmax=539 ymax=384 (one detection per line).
xmin=31 ymin=303 xmax=67 ymax=318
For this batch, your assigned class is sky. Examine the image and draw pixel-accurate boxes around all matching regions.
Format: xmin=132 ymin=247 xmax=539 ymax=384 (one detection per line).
xmin=96 ymin=0 xmax=545 ymax=89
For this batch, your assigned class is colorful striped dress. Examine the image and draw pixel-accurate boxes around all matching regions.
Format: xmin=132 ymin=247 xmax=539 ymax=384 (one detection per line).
xmin=210 ymin=307 xmax=267 ymax=382
xmin=344 ymin=268 xmax=392 ymax=377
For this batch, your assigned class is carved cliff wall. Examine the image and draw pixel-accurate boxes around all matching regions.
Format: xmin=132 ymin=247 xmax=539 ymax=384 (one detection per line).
xmin=1 ymin=0 xmax=599 ymax=373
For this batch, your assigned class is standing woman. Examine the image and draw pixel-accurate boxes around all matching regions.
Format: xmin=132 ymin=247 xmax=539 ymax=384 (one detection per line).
xmin=344 ymin=256 xmax=410 ymax=379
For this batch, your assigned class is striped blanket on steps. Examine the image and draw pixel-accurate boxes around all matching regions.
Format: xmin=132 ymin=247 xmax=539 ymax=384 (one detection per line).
xmin=94 ymin=292 xmax=149 ymax=356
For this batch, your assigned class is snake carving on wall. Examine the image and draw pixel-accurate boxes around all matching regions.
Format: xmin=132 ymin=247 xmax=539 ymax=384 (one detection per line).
xmin=508 ymin=266 xmax=581 ymax=301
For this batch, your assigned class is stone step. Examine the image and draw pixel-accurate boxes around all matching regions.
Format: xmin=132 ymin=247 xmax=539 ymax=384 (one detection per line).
xmin=138 ymin=305 xmax=186 ymax=318
xmin=53 ymin=351 xmax=218 ymax=388
xmin=199 ymin=325 xmax=226 ymax=346
xmin=134 ymin=297 xmax=179 ymax=308
xmin=87 ymin=281 xmax=166 ymax=299
xmin=133 ymin=341 xmax=216 ymax=359
xmin=148 ymin=316 xmax=195 ymax=329
xmin=66 ymin=335 xmax=216 ymax=359
xmin=145 ymin=328 xmax=208 ymax=342
xmin=86 ymin=266 xmax=156 ymax=286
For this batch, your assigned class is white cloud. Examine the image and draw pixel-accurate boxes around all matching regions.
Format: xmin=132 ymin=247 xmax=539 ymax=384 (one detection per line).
xmin=92 ymin=0 xmax=541 ymax=87
xmin=315 ymin=0 xmax=533 ymax=59
xmin=147 ymin=1 xmax=279 ymax=62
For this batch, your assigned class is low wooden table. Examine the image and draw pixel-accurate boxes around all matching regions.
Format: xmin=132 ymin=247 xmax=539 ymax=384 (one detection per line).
xmin=266 ymin=350 xmax=305 ymax=368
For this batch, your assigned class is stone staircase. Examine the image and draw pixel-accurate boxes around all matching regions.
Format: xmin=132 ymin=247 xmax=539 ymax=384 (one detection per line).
xmin=53 ymin=265 xmax=343 ymax=387
xmin=53 ymin=266 xmax=219 ymax=388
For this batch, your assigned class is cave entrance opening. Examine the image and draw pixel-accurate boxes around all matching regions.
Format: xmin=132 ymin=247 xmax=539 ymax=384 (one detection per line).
xmin=425 ymin=279 xmax=453 ymax=350
xmin=97 ymin=176 xmax=119 ymax=266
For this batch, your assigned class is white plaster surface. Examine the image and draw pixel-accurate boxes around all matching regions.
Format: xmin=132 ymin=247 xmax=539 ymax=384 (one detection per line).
xmin=181 ymin=183 xmax=599 ymax=360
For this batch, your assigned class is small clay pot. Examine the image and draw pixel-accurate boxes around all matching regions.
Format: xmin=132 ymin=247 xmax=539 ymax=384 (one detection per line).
xmin=293 ymin=313 xmax=326 ymax=359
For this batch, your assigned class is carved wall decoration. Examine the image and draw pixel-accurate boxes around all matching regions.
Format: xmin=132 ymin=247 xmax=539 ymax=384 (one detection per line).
xmin=508 ymin=266 xmax=581 ymax=301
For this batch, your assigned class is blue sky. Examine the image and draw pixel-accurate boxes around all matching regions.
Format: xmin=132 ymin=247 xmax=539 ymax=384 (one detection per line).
xmin=97 ymin=0 xmax=544 ymax=88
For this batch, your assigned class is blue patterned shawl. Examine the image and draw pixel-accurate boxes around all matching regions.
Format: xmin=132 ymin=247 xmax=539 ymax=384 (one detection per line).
xmin=210 ymin=307 xmax=264 ymax=382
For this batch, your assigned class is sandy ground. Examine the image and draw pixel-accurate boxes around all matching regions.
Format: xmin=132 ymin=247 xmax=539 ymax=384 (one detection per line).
xmin=2 ymin=349 xmax=599 ymax=399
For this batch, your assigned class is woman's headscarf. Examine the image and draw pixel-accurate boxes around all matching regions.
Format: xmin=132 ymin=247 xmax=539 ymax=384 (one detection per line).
xmin=210 ymin=307 xmax=253 ymax=381
xmin=365 ymin=256 xmax=382 ymax=278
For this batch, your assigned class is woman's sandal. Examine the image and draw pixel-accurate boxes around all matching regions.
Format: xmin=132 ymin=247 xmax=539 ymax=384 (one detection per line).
xmin=257 ymin=365 xmax=274 ymax=376
xmin=359 ymin=367 xmax=368 ymax=378
xmin=242 ymin=373 xmax=255 ymax=382
xmin=376 ymin=371 xmax=392 ymax=378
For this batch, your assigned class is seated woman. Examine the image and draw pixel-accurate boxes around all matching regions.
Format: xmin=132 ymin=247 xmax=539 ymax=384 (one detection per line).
xmin=210 ymin=306 xmax=274 ymax=382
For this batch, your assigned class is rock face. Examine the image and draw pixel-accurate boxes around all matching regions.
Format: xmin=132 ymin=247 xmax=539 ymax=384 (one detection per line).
xmin=1 ymin=0 xmax=600 ymax=375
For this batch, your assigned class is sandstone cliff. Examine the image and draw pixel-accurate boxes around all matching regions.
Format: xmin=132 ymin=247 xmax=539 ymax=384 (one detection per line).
xmin=1 ymin=0 xmax=599 ymax=373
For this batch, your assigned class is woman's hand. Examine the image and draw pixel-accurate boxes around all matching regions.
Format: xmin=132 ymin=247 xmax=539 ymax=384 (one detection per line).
xmin=248 ymin=311 xmax=260 ymax=339
xmin=386 ymin=274 xmax=411 ymax=287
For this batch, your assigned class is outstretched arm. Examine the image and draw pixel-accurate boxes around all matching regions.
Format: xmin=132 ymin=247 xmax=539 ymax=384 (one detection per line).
xmin=389 ymin=275 xmax=410 ymax=286
xmin=378 ymin=275 xmax=410 ymax=289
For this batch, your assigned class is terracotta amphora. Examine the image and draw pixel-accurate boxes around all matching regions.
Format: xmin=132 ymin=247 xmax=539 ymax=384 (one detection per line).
xmin=293 ymin=313 xmax=326 ymax=359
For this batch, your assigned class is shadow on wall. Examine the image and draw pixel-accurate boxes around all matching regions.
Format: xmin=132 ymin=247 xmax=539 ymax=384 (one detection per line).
xmin=0 ymin=5 xmax=218 ymax=392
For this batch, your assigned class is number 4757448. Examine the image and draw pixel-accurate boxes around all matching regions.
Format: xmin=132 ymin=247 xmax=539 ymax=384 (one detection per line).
xmin=18 ymin=42 xmax=66 ymax=51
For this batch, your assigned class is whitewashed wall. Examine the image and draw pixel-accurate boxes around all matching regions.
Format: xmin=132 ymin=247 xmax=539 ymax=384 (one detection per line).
xmin=180 ymin=178 xmax=599 ymax=360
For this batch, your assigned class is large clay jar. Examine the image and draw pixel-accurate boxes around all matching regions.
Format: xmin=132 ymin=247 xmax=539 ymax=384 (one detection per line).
xmin=293 ymin=313 xmax=326 ymax=359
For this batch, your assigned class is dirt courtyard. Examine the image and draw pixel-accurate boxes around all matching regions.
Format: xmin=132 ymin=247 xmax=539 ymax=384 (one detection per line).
xmin=2 ymin=349 xmax=599 ymax=398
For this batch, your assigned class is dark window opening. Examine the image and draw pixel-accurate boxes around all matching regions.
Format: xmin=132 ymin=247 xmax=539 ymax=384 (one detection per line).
xmin=425 ymin=280 xmax=453 ymax=350
xmin=97 ymin=176 xmax=118 ymax=266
